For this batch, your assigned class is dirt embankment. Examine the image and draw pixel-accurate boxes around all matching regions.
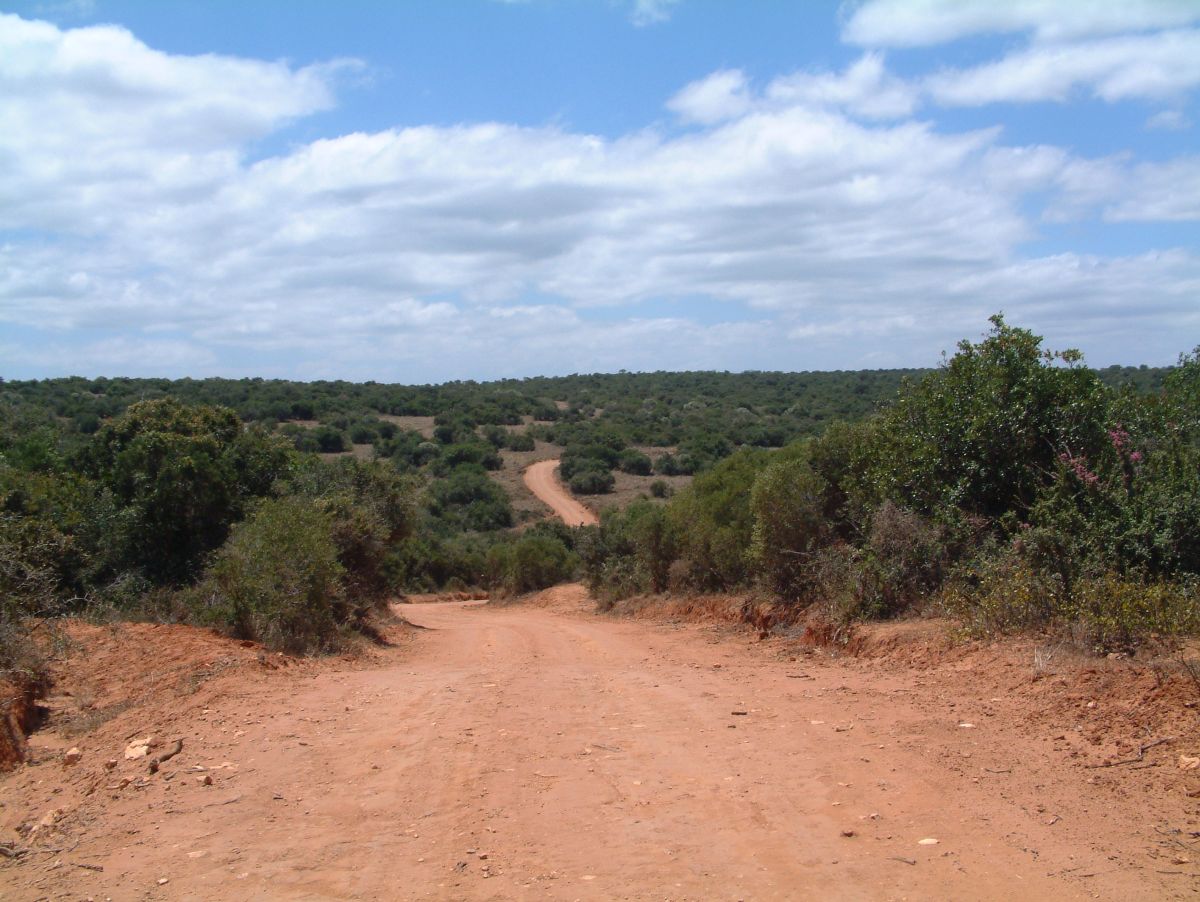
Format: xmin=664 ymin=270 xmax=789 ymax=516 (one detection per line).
xmin=3 ymin=587 xmax=1200 ymax=900
xmin=522 ymin=459 xmax=598 ymax=526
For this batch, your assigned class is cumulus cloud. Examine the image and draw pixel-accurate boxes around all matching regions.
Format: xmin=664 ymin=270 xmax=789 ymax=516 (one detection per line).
xmin=843 ymin=0 xmax=1200 ymax=47
xmin=1 ymin=12 xmax=1198 ymax=379
xmin=1053 ymin=156 xmax=1200 ymax=223
xmin=926 ymin=29 xmax=1200 ymax=105
xmin=666 ymin=70 xmax=752 ymax=124
xmin=767 ymin=53 xmax=918 ymax=119
xmin=845 ymin=1 xmax=1200 ymax=109
xmin=0 ymin=13 xmax=355 ymax=235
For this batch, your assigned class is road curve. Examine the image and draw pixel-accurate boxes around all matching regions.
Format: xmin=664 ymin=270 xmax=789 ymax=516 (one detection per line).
xmin=523 ymin=459 xmax=599 ymax=526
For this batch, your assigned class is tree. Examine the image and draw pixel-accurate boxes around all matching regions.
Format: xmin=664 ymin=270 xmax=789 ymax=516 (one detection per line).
xmin=750 ymin=457 xmax=828 ymax=600
xmin=83 ymin=398 xmax=292 ymax=583
xmin=868 ymin=315 xmax=1108 ymax=521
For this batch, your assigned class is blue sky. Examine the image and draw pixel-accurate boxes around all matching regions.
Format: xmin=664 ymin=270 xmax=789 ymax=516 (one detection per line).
xmin=1 ymin=0 xmax=1198 ymax=381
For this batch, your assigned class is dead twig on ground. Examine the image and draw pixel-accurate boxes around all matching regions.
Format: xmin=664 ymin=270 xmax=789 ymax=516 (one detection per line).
xmin=1085 ymin=737 xmax=1173 ymax=768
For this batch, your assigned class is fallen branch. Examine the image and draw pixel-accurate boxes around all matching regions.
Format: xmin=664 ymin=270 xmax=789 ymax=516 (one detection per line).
xmin=1085 ymin=737 xmax=1173 ymax=769
xmin=148 ymin=738 xmax=183 ymax=774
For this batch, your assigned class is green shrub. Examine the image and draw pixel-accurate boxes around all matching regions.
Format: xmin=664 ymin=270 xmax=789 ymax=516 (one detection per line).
xmin=1066 ymin=573 xmax=1198 ymax=651
xmin=488 ymin=534 xmax=577 ymax=594
xmin=284 ymin=457 xmax=416 ymax=603
xmin=668 ymin=449 xmax=767 ymax=589
xmin=425 ymin=466 xmax=513 ymax=531
xmin=653 ymin=453 xmax=692 ymax=476
xmin=505 ymin=432 xmax=535 ymax=452
xmin=569 ymin=469 xmax=614 ymax=495
xmin=649 ymin=479 xmax=672 ymax=499
xmin=314 ymin=425 xmax=348 ymax=453
xmin=431 ymin=441 xmax=502 ymax=473
xmin=349 ymin=421 xmax=379 ymax=444
xmin=559 ymin=443 xmax=619 ymax=482
xmin=842 ymin=503 xmax=946 ymax=619
xmin=82 ymin=399 xmax=292 ymax=584
xmin=191 ymin=497 xmax=345 ymax=654
xmin=750 ymin=457 xmax=829 ymax=600
xmin=938 ymin=553 xmax=1062 ymax=636
xmin=866 ymin=316 xmax=1108 ymax=522
xmin=618 ymin=449 xmax=653 ymax=475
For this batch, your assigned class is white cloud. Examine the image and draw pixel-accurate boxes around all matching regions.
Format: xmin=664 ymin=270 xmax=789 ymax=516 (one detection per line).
xmin=1064 ymin=157 xmax=1200 ymax=223
xmin=669 ymin=55 xmax=917 ymax=125
xmin=767 ymin=53 xmax=918 ymax=119
xmin=0 ymin=13 xmax=355 ymax=234
xmin=926 ymin=29 xmax=1200 ymax=105
xmin=843 ymin=0 xmax=1200 ymax=47
xmin=1146 ymin=109 xmax=1191 ymax=130
xmin=844 ymin=2 xmax=1200 ymax=108
xmin=667 ymin=69 xmax=752 ymax=124
xmin=1 ymin=13 xmax=1197 ymax=379
xmin=630 ymin=0 xmax=680 ymax=27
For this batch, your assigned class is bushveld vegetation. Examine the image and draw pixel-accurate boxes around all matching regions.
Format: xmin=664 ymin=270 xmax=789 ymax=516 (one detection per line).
xmin=1 ymin=318 xmax=1192 ymax=694
xmin=582 ymin=317 xmax=1199 ymax=652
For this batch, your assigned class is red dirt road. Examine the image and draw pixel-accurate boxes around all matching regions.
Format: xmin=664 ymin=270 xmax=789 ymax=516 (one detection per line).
xmin=4 ymin=586 xmax=1188 ymax=901
xmin=522 ymin=460 xmax=598 ymax=526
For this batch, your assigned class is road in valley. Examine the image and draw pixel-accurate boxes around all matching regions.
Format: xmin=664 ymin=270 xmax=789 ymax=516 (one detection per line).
xmin=522 ymin=459 xmax=599 ymax=526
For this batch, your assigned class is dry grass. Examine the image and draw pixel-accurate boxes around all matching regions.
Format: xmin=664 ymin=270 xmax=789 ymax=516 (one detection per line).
xmin=377 ymin=414 xmax=436 ymax=437
xmin=318 ymin=443 xmax=374 ymax=463
xmin=591 ymin=470 xmax=692 ymax=515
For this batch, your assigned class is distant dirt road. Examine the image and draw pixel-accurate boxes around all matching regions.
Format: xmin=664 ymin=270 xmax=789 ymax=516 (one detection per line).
xmin=523 ymin=459 xmax=598 ymax=526
xmin=3 ymin=586 xmax=1165 ymax=901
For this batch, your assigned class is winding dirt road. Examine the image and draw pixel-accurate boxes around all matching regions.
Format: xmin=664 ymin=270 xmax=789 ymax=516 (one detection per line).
xmin=522 ymin=459 xmax=598 ymax=526
xmin=3 ymin=586 xmax=1166 ymax=901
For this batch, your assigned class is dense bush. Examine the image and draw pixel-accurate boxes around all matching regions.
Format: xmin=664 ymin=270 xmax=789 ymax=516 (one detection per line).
xmin=864 ymin=316 xmax=1109 ymax=521
xmin=578 ymin=501 xmax=676 ymax=601
xmin=581 ymin=319 xmax=1200 ymax=650
xmin=749 ymin=456 xmax=829 ymax=600
xmin=313 ymin=425 xmax=348 ymax=453
xmin=1 ymin=322 xmax=1193 ymax=657
xmin=425 ymin=465 xmax=513 ymax=531
xmin=559 ymin=443 xmax=620 ymax=483
xmin=189 ymin=498 xmax=345 ymax=654
xmin=81 ymin=399 xmax=292 ymax=584
xmin=617 ymin=449 xmax=653 ymax=475
xmin=487 ymin=533 xmax=577 ymax=594
xmin=285 ymin=457 xmax=415 ymax=604
xmin=569 ymin=469 xmax=615 ymax=495
xmin=666 ymin=449 xmax=768 ymax=590
xmin=505 ymin=432 xmax=536 ymax=452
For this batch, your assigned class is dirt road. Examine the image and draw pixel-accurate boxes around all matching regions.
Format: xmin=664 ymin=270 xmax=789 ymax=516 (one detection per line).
xmin=522 ymin=460 xmax=598 ymax=526
xmin=4 ymin=586 xmax=1174 ymax=901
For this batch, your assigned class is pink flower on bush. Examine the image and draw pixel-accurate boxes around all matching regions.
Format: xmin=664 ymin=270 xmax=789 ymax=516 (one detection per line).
xmin=1059 ymin=451 xmax=1099 ymax=486
xmin=1130 ymin=451 xmax=1144 ymax=463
